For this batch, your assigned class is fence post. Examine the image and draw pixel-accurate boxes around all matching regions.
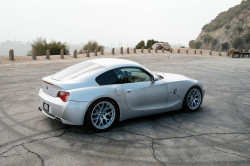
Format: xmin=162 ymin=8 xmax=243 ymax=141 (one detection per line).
xmin=127 ymin=47 xmax=129 ymax=54
xmin=227 ymin=52 xmax=229 ymax=56
xmin=210 ymin=51 xmax=212 ymax=55
xmin=73 ymin=49 xmax=77 ymax=58
xmin=112 ymin=48 xmax=115 ymax=55
xmin=200 ymin=50 xmax=202 ymax=54
xmin=60 ymin=49 xmax=64 ymax=59
xmin=46 ymin=50 xmax=50 ymax=59
xmin=120 ymin=47 xmax=123 ymax=54
xmin=162 ymin=48 xmax=164 ymax=53
xmin=94 ymin=49 xmax=97 ymax=56
xmin=155 ymin=48 xmax=157 ymax=53
xmin=219 ymin=52 xmax=221 ymax=56
xmin=170 ymin=49 xmax=172 ymax=53
xmin=9 ymin=49 xmax=14 ymax=60
xmin=86 ymin=50 xmax=90 ymax=57
xmin=194 ymin=50 xmax=196 ymax=54
xmin=101 ymin=49 xmax=104 ymax=55
xmin=141 ymin=47 xmax=144 ymax=53
xmin=148 ymin=48 xmax=151 ymax=53
xmin=134 ymin=48 xmax=136 ymax=53
xmin=32 ymin=50 xmax=36 ymax=60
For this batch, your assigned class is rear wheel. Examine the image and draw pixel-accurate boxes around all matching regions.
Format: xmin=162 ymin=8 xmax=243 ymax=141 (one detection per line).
xmin=183 ymin=87 xmax=202 ymax=111
xmin=85 ymin=99 xmax=118 ymax=132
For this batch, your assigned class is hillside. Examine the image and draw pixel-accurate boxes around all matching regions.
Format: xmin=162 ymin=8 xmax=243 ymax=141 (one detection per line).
xmin=190 ymin=0 xmax=250 ymax=51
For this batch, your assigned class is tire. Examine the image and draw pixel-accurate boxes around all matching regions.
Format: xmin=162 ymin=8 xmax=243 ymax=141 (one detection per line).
xmin=183 ymin=87 xmax=202 ymax=112
xmin=85 ymin=98 xmax=118 ymax=132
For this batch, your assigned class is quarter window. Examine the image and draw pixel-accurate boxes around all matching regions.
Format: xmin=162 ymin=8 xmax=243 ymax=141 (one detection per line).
xmin=96 ymin=70 xmax=119 ymax=85
xmin=113 ymin=67 xmax=152 ymax=84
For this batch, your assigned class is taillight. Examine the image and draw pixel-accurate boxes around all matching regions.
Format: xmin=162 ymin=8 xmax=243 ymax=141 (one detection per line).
xmin=57 ymin=91 xmax=70 ymax=102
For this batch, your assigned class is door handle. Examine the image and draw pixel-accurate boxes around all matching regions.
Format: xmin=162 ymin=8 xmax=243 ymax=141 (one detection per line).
xmin=125 ymin=89 xmax=133 ymax=93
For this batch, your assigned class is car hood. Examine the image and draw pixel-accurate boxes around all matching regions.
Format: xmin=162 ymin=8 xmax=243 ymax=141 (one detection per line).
xmin=153 ymin=72 xmax=193 ymax=83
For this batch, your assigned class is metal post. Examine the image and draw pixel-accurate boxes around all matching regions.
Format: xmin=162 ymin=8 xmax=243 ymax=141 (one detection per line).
xmin=112 ymin=48 xmax=114 ymax=55
xmin=94 ymin=49 xmax=97 ymax=56
xmin=227 ymin=52 xmax=229 ymax=56
xmin=101 ymin=49 xmax=104 ymax=55
xmin=170 ymin=49 xmax=172 ymax=53
xmin=86 ymin=50 xmax=90 ymax=57
xmin=194 ymin=50 xmax=196 ymax=54
xmin=73 ymin=49 xmax=77 ymax=58
xmin=162 ymin=48 xmax=164 ymax=53
xmin=127 ymin=47 xmax=129 ymax=54
xmin=210 ymin=51 xmax=212 ymax=55
xmin=46 ymin=50 xmax=50 ymax=59
xmin=186 ymin=49 xmax=188 ymax=54
xmin=148 ymin=48 xmax=150 ymax=53
xmin=32 ymin=50 xmax=36 ymax=60
xmin=9 ymin=49 xmax=14 ymax=60
xmin=60 ymin=49 xmax=64 ymax=59
xmin=134 ymin=48 xmax=136 ymax=53
xmin=177 ymin=49 xmax=180 ymax=53
xmin=120 ymin=47 xmax=123 ymax=54
xmin=200 ymin=50 xmax=202 ymax=54
xmin=155 ymin=48 xmax=157 ymax=53
xmin=219 ymin=52 xmax=221 ymax=56
xmin=141 ymin=47 xmax=143 ymax=53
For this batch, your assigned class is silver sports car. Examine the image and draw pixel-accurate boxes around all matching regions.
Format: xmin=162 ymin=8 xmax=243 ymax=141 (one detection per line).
xmin=38 ymin=58 xmax=205 ymax=131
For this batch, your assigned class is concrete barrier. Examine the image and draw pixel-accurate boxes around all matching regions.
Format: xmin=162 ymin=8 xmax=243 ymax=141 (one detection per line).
xmin=194 ymin=50 xmax=196 ymax=54
xmin=86 ymin=50 xmax=90 ymax=57
xmin=46 ymin=50 xmax=50 ymax=59
xmin=127 ymin=47 xmax=129 ymax=54
xmin=73 ymin=49 xmax=77 ymax=58
xmin=9 ymin=49 xmax=14 ymax=60
xmin=101 ymin=49 xmax=104 ymax=55
xmin=32 ymin=50 xmax=36 ymax=60
xmin=60 ymin=50 xmax=64 ymax=59
xmin=134 ymin=48 xmax=136 ymax=53
xmin=120 ymin=47 xmax=123 ymax=54
xmin=141 ymin=47 xmax=144 ymax=53
xmin=94 ymin=49 xmax=97 ymax=56
xmin=112 ymin=48 xmax=115 ymax=55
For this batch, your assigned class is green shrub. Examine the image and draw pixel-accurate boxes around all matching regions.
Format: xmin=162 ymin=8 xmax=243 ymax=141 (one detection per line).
xmin=27 ymin=37 xmax=69 ymax=56
xmin=232 ymin=37 xmax=244 ymax=49
xmin=211 ymin=38 xmax=218 ymax=46
xmin=226 ymin=25 xmax=231 ymax=30
xmin=78 ymin=41 xmax=103 ymax=54
xmin=189 ymin=40 xmax=195 ymax=48
xmin=146 ymin=39 xmax=158 ymax=49
xmin=136 ymin=40 xmax=145 ymax=49
xmin=194 ymin=41 xmax=202 ymax=49
xmin=243 ymin=31 xmax=250 ymax=44
xmin=237 ymin=26 xmax=243 ymax=33
xmin=201 ymin=34 xmax=213 ymax=43
xmin=221 ymin=42 xmax=230 ymax=50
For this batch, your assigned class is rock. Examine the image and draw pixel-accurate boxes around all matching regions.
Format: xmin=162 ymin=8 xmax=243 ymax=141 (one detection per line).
xmin=161 ymin=42 xmax=171 ymax=50
xmin=152 ymin=43 xmax=162 ymax=50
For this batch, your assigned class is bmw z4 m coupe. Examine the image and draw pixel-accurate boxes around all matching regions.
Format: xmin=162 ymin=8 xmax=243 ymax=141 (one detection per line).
xmin=38 ymin=58 xmax=205 ymax=131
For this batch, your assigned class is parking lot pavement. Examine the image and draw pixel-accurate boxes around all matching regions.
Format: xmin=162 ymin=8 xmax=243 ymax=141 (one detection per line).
xmin=0 ymin=53 xmax=250 ymax=165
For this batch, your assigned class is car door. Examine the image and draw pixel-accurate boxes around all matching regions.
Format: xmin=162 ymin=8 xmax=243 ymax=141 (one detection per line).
xmin=113 ymin=67 xmax=169 ymax=112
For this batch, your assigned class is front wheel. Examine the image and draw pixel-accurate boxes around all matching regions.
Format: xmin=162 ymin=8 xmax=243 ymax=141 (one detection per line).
xmin=85 ymin=99 xmax=118 ymax=132
xmin=183 ymin=87 xmax=202 ymax=111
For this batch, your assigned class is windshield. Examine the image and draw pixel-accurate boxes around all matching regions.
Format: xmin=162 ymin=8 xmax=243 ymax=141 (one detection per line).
xmin=51 ymin=62 xmax=103 ymax=81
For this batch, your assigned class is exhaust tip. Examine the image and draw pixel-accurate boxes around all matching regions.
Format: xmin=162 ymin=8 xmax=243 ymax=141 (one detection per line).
xmin=38 ymin=107 xmax=42 ymax=111
xmin=56 ymin=118 xmax=62 ymax=123
xmin=54 ymin=119 xmax=58 ymax=123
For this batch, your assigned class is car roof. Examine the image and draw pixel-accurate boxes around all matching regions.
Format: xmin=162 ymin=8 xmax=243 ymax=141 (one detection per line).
xmin=86 ymin=58 xmax=141 ymax=68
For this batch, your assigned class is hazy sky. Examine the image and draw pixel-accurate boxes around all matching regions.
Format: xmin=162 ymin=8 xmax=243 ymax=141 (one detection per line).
xmin=0 ymin=0 xmax=242 ymax=47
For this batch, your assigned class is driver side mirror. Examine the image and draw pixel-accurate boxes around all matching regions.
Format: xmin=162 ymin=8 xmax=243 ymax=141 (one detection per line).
xmin=153 ymin=75 xmax=159 ymax=81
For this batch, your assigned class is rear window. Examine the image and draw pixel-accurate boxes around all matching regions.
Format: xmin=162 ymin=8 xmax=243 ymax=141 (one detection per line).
xmin=51 ymin=62 xmax=103 ymax=81
xmin=96 ymin=70 xmax=119 ymax=85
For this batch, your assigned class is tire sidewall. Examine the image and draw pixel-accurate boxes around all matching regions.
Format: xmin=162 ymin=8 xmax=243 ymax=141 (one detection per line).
xmin=85 ymin=98 xmax=119 ymax=132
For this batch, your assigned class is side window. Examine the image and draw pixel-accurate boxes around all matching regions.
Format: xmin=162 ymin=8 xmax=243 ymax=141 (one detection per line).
xmin=113 ymin=67 xmax=152 ymax=84
xmin=96 ymin=70 xmax=119 ymax=85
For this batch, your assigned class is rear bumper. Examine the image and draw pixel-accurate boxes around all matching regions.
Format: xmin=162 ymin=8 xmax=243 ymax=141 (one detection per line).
xmin=38 ymin=88 xmax=89 ymax=125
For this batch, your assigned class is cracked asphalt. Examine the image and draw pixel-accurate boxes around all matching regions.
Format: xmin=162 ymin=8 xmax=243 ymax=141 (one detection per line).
xmin=0 ymin=53 xmax=250 ymax=165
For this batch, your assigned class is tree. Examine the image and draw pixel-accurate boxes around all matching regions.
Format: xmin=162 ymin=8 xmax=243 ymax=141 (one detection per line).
xmin=189 ymin=40 xmax=195 ymax=48
xmin=78 ymin=41 xmax=103 ymax=53
xmin=194 ymin=41 xmax=202 ymax=49
xmin=221 ymin=42 xmax=230 ymax=50
xmin=135 ymin=40 xmax=145 ymax=49
xmin=232 ymin=37 xmax=244 ymax=49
